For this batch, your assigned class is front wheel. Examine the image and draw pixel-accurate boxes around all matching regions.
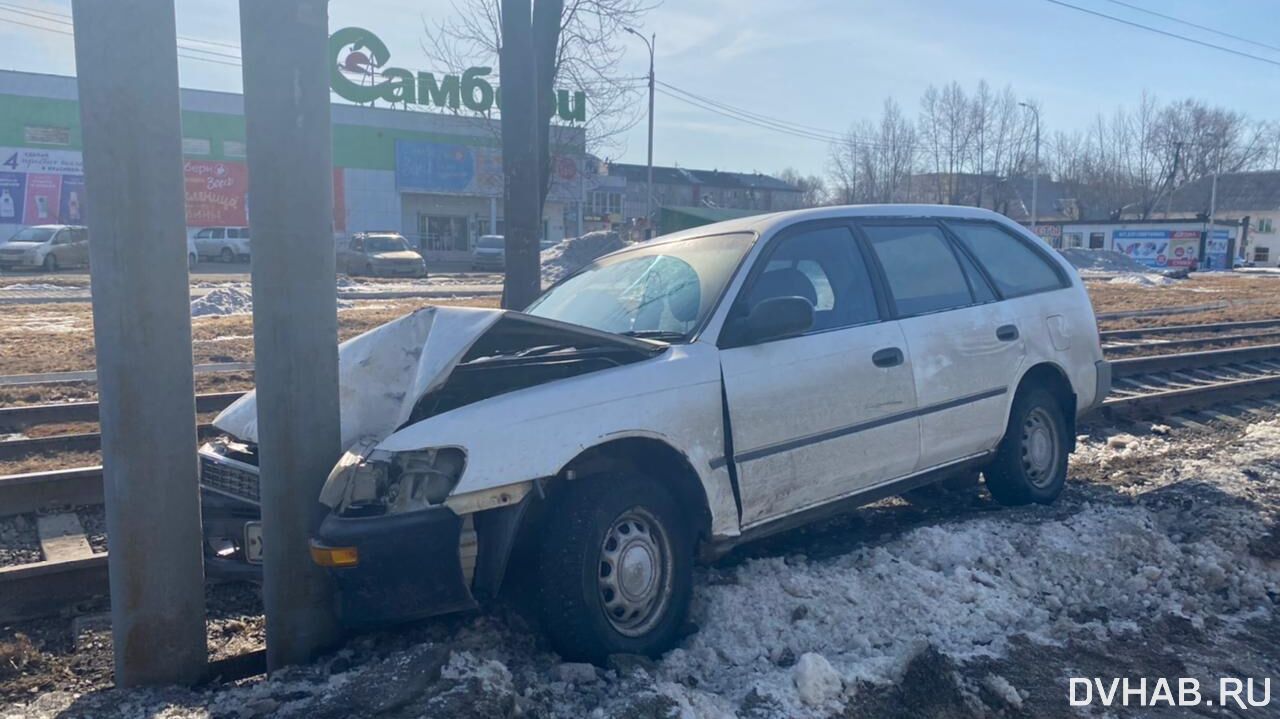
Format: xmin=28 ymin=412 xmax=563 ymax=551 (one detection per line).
xmin=983 ymin=387 xmax=1068 ymax=506
xmin=538 ymin=472 xmax=692 ymax=662
xmin=42 ymin=254 xmax=57 ymax=272
xmin=220 ymin=247 xmax=234 ymax=263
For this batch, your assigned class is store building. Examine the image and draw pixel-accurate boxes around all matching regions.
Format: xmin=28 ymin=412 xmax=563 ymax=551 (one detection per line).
xmin=1028 ymin=218 xmax=1242 ymax=271
xmin=1146 ymin=170 xmax=1280 ymax=267
xmin=0 ymin=67 xmax=588 ymax=264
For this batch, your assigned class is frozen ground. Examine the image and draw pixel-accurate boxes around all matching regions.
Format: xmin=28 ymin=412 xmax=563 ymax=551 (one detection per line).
xmin=5 ymin=415 xmax=1280 ymax=717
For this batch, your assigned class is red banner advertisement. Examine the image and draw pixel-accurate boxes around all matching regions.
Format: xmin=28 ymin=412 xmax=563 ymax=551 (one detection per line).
xmin=184 ymin=160 xmax=249 ymax=226
xmin=183 ymin=159 xmax=346 ymax=230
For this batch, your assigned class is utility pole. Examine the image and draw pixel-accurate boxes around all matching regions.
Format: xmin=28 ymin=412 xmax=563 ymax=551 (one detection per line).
xmin=1206 ymin=143 xmax=1222 ymax=269
xmin=1019 ymin=101 xmax=1040 ymax=233
xmin=70 ymin=0 xmax=206 ymax=686
xmin=239 ymin=0 xmax=342 ymax=670
xmin=626 ymin=28 xmax=655 ymax=238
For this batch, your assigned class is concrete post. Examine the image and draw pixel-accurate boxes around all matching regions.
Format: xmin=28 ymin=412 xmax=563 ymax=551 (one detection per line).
xmin=238 ymin=0 xmax=342 ymax=669
xmin=70 ymin=0 xmax=207 ymax=686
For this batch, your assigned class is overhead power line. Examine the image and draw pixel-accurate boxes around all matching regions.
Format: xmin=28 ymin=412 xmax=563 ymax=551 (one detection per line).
xmin=1098 ymin=0 xmax=1280 ymax=55
xmin=0 ymin=2 xmax=244 ymax=65
xmin=1040 ymin=0 xmax=1280 ymax=68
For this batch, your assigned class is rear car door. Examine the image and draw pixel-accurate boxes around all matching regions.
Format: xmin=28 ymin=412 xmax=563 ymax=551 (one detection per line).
xmin=719 ymin=222 xmax=920 ymax=528
xmin=859 ymin=221 xmax=1025 ymax=471
xmin=68 ymin=228 xmax=89 ymax=266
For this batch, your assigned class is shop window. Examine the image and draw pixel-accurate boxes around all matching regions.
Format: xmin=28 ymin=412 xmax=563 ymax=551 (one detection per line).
xmin=1258 ymin=218 xmax=1275 ymax=234
xmin=416 ymin=214 xmax=470 ymax=252
xmin=1065 ymin=232 xmax=1084 ymax=248
xmin=1255 ymin=246 xmax=1270 ymax=263
xmin=1089 ymin=232 xmax=1105 ymax=249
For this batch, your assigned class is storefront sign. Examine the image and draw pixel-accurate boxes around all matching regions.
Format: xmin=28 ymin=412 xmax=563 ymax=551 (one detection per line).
xmin=394 ymin=139 xmax=579 ymax=202
xmin=329 ymin=26 xmax=586 ymax=122
xmin=1113 ymin=229 xmax=1198 ymax=269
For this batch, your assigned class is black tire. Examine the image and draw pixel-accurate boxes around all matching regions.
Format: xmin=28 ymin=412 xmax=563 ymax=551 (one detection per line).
xmin=537 ymin=472 xmax=693 ymax=663
xmin=220 ymin=247 xmax=234 ymax=263
xmin=42 ymin=254 xmax=57 ymax=272
xmin=984 ymin=387 xmax=1068 ymax=506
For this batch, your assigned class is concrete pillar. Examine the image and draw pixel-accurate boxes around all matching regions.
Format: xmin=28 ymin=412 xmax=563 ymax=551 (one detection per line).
xmin=238 ymin=0 xmax=342 ymax=669
xmin=70 ymin=0 xmax=207 ymax=686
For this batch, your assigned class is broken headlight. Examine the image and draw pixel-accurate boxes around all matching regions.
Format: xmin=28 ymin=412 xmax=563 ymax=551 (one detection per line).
xmin=385 ymin=447 xmax=467 ymax=513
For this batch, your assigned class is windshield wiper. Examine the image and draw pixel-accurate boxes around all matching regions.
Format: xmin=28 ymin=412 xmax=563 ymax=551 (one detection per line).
xmin=619 ymin=330 xmax=687 ymax=341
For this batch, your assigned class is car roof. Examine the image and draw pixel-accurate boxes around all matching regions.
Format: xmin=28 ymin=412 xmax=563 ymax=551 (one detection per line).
xmin=654 ymin=204 xmax=1024 ymax=244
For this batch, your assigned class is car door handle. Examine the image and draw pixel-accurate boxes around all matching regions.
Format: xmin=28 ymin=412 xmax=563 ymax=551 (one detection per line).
xmin=996 ymin=324 xmax=1019 ymax=341
xmin=872 ymin=347 xmax=904 ymax=368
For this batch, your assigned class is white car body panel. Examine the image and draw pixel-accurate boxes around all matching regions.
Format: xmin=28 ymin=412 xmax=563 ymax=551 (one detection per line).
xmin=211 ymin=204 xmax=1106 ymax=546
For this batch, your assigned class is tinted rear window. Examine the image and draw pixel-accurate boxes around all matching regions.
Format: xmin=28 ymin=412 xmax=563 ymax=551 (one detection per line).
xmin=863 ymin=224 xmax=973 ymax=316
xmin=947 ymin=222 xmax=1067 ymax=297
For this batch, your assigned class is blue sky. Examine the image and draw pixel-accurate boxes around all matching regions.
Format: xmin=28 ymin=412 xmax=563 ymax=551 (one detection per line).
xmin=1 ymin=0 xmax=1277 ymax=178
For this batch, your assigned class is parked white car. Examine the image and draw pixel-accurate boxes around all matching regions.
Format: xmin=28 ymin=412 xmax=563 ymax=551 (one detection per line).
xmin=192 ymin=226 xmax=251 ymax=262
xmin=201 ymin=205 xmax=1110 ymax=660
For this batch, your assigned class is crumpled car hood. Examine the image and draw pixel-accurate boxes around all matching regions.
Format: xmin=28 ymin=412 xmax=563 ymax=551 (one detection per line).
xmin=212 ymin=305 xmax=663 ymax=449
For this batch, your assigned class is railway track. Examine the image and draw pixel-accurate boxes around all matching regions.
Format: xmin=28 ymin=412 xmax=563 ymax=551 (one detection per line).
xmin=7 ymin=340 xmax=1280 ymax=623
xmin=1101 ymin=318 xmax=1280 ymax=355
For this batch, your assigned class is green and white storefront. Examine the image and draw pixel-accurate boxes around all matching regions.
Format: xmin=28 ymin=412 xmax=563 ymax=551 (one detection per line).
xmin=0 ymin=68 xmax=589 ymax=263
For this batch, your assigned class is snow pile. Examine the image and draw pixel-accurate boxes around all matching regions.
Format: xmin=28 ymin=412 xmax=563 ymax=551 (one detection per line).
xmin=1058 ymin=248 xmax=1150 ymax=273
xmin=190 ymin=287 xmax=254 ymax=316
xmin=191 ymin=287 xmax=355 ymax=317
xmin=540 ymin=230 xmax=629 ymax=285
xmin=0 ymin=282 xmax=69 ymax=292
xmin=1108 ymin=272 xmax=1178 ymax=287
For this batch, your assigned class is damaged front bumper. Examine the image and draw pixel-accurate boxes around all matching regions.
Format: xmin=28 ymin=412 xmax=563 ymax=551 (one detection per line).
xmin=312 ymin=507 xmax=478 ymax=626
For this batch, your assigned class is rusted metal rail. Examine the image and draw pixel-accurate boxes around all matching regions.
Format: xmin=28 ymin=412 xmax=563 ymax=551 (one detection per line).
xmin=0 ymin=423 xmax=219 ymax=461
xmin=0 ymin=391 xmax=243 ymax=431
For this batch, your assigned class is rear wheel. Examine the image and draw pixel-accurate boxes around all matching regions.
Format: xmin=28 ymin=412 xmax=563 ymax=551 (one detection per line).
xmin=220 ymin=247 xmax=234 ymax=263
xmin=42 ymin=254 xmax=57 ymax=272
xmin=537 ymin=472 xmax=692 ymax=662
xmin=984 ymin=387 xmax=1068 ymax=505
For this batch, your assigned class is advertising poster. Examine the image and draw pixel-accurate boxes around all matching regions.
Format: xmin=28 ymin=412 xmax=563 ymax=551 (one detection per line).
xmin=183 ymin=160 xmax=250 ymax=227
xmin=395 ymin=139 xmax=580 ymax=201
xmin=1113 ymin=230 xmax=1170 ymax=268
xmin=59 ymin=174 xmax=86 ymax=224
xmin=0 ymin=172 xmax=27 ymax=224
xmin=1204 ymin=229 xmax=1230 ymax=270
xmin=23 ymin=173 xmax=62 ymax=224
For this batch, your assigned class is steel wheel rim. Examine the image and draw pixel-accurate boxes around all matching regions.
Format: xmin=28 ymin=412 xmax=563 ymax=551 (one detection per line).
xmin=597 ymin=506 xmax=673 ymax=637
xmin=1021 ymin=407 xmax=1059 ymax=488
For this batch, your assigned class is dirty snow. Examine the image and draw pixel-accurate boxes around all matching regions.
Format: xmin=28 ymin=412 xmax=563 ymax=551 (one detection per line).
xmin=1058 ymin=248 xmax=1151 ymax=273
xmin=1107 ymin=272 xmax=1178 ymax=287
xmin=10 ymin=417 xmax=1280 ymax=718
xmin=540 ymin=230 xmax=630 ymax=286
xmin=190 ymin=287 xmax=354 ymax=317
xmin=189 ymin=287 xmax=254 ymax=317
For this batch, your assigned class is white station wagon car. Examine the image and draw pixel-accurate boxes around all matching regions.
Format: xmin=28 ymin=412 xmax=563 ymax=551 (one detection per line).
xmin=201 ymin=205 xmax=1110 ymax=661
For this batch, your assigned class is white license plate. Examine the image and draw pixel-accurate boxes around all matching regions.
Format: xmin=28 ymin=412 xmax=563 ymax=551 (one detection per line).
xmin=244 ymin=522 xmax=264 ymax=564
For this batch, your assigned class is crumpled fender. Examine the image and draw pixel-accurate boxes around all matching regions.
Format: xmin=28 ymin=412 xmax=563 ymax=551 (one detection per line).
xmin=213 ymin=306 xmax=503 ymax=448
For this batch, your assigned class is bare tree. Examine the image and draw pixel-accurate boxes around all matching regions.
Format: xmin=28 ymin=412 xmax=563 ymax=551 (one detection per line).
xmin=423 ymin=0 xmax=654 ymax=154
xmin=776 ymin=168 xmax=828 ymax=207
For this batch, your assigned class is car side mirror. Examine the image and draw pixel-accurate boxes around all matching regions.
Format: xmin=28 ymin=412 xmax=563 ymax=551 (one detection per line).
xmin=732 ymin=296 xmax=814 ymax=346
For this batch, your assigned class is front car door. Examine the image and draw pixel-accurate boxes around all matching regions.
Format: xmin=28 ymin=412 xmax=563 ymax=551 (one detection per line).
xmin=68 ymin=228 xmax=89 ymax=266
xmin=858 ymin=221 xmax=1025 ymax=471
xmin=719 ymin=222 xmax=921 ymax=528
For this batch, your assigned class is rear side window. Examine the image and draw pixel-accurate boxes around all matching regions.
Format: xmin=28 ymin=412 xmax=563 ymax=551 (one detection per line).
xmin=947 ymin=222 xmax=1067 ymax=297
xmin=862 ymin=224 xmax=973 ymax=317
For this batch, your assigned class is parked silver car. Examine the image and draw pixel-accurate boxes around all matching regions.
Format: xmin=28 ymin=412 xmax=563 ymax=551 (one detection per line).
xmin=0 ymin=225 xmax=89 ymax=271
xmin=192 ymin=226 xmax=251 ymax=263
xmin=471 ymin=234 xmax=505 ymax=270
xmin=337 ymin=232 xmax=427 ymax=278
xmin=203 ymin=205 xmax=1109 ymax=661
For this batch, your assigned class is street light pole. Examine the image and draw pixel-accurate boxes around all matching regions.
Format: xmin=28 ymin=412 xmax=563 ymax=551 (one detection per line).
xmin=1019 ymin=101 xmax=1040 ymax=233
xmin=626 ymin=28 xmax=655 ymax=238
